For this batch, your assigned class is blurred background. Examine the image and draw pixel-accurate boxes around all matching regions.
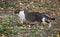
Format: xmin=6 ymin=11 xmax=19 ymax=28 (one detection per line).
xmin=0 ymin=0 xmax=60 ymax=37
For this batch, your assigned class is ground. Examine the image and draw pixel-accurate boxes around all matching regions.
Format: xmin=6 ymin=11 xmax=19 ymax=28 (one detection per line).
xmin=0 ymin=0 xmax=60 ymax=37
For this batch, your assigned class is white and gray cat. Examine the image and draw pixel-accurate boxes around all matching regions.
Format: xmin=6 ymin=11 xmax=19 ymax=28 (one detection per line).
xmin=15 ymin=10 xmax=55 ymax=28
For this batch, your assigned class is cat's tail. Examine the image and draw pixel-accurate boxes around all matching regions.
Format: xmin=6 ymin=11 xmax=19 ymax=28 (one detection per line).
xmin=45 ymin=16 xmax=55 ymax=20
xmin=49 ymin=18 xmax=55 ymax=20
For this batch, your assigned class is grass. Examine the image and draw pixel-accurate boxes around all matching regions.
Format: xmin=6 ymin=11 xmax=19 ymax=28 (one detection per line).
xmin=0 ymin=15 xmax=60 ymax=37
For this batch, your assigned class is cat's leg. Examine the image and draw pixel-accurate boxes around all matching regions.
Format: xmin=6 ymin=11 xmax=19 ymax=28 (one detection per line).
xmin=48 ymin=22 xmax=52 ymax=28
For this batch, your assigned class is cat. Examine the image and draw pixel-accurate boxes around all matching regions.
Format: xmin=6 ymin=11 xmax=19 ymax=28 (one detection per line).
xmin=15 ymin=10 xmax=55 ymax=28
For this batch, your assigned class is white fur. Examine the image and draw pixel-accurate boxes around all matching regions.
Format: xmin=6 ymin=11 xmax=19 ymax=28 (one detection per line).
xmin=48 ymin=22 xmax=52 ymax=28
xmin=42 ymin=17 xmax=46 ymax=24
xmin=18 ymin=10 xmax=26 ymax=24
xmin=42 ymin=17 xmax=52 ymax=28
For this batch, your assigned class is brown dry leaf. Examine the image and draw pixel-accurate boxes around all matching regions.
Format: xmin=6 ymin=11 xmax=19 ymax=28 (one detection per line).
xmin=53 ymin=4 xmax=57 ymax=7
xmin=30 ymin=2 xmax=34 ymax=5
xmin=56 ymin=12 xmax=60 ymax=16
xmin=1 ymin=34 xmax=5 ymax=37
xmin=56 ymin=34 xmax=60 ymax=37
xmin=8 ymin=27 xmax=13 ymax=30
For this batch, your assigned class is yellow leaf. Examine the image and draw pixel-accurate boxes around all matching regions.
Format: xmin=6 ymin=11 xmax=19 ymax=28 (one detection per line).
xmin=48 ymin=36 xmax=50 ymax=37
xmin=56 ymin=34 xmax=59 ymax=37
xmin=30 ymin=2 xmax=34 ymax=4
xmin=17 ymin=32 xmax=20 ymax=35
xmin=20 ymin=3 xmax=22 ymax=5
xmin=57 ymin=12 xmax=60 ymax=16
xmin=53 ymin=4 xmax=57 ymax=7
xmin=1 ymin=8 xmax=4 ymax=10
